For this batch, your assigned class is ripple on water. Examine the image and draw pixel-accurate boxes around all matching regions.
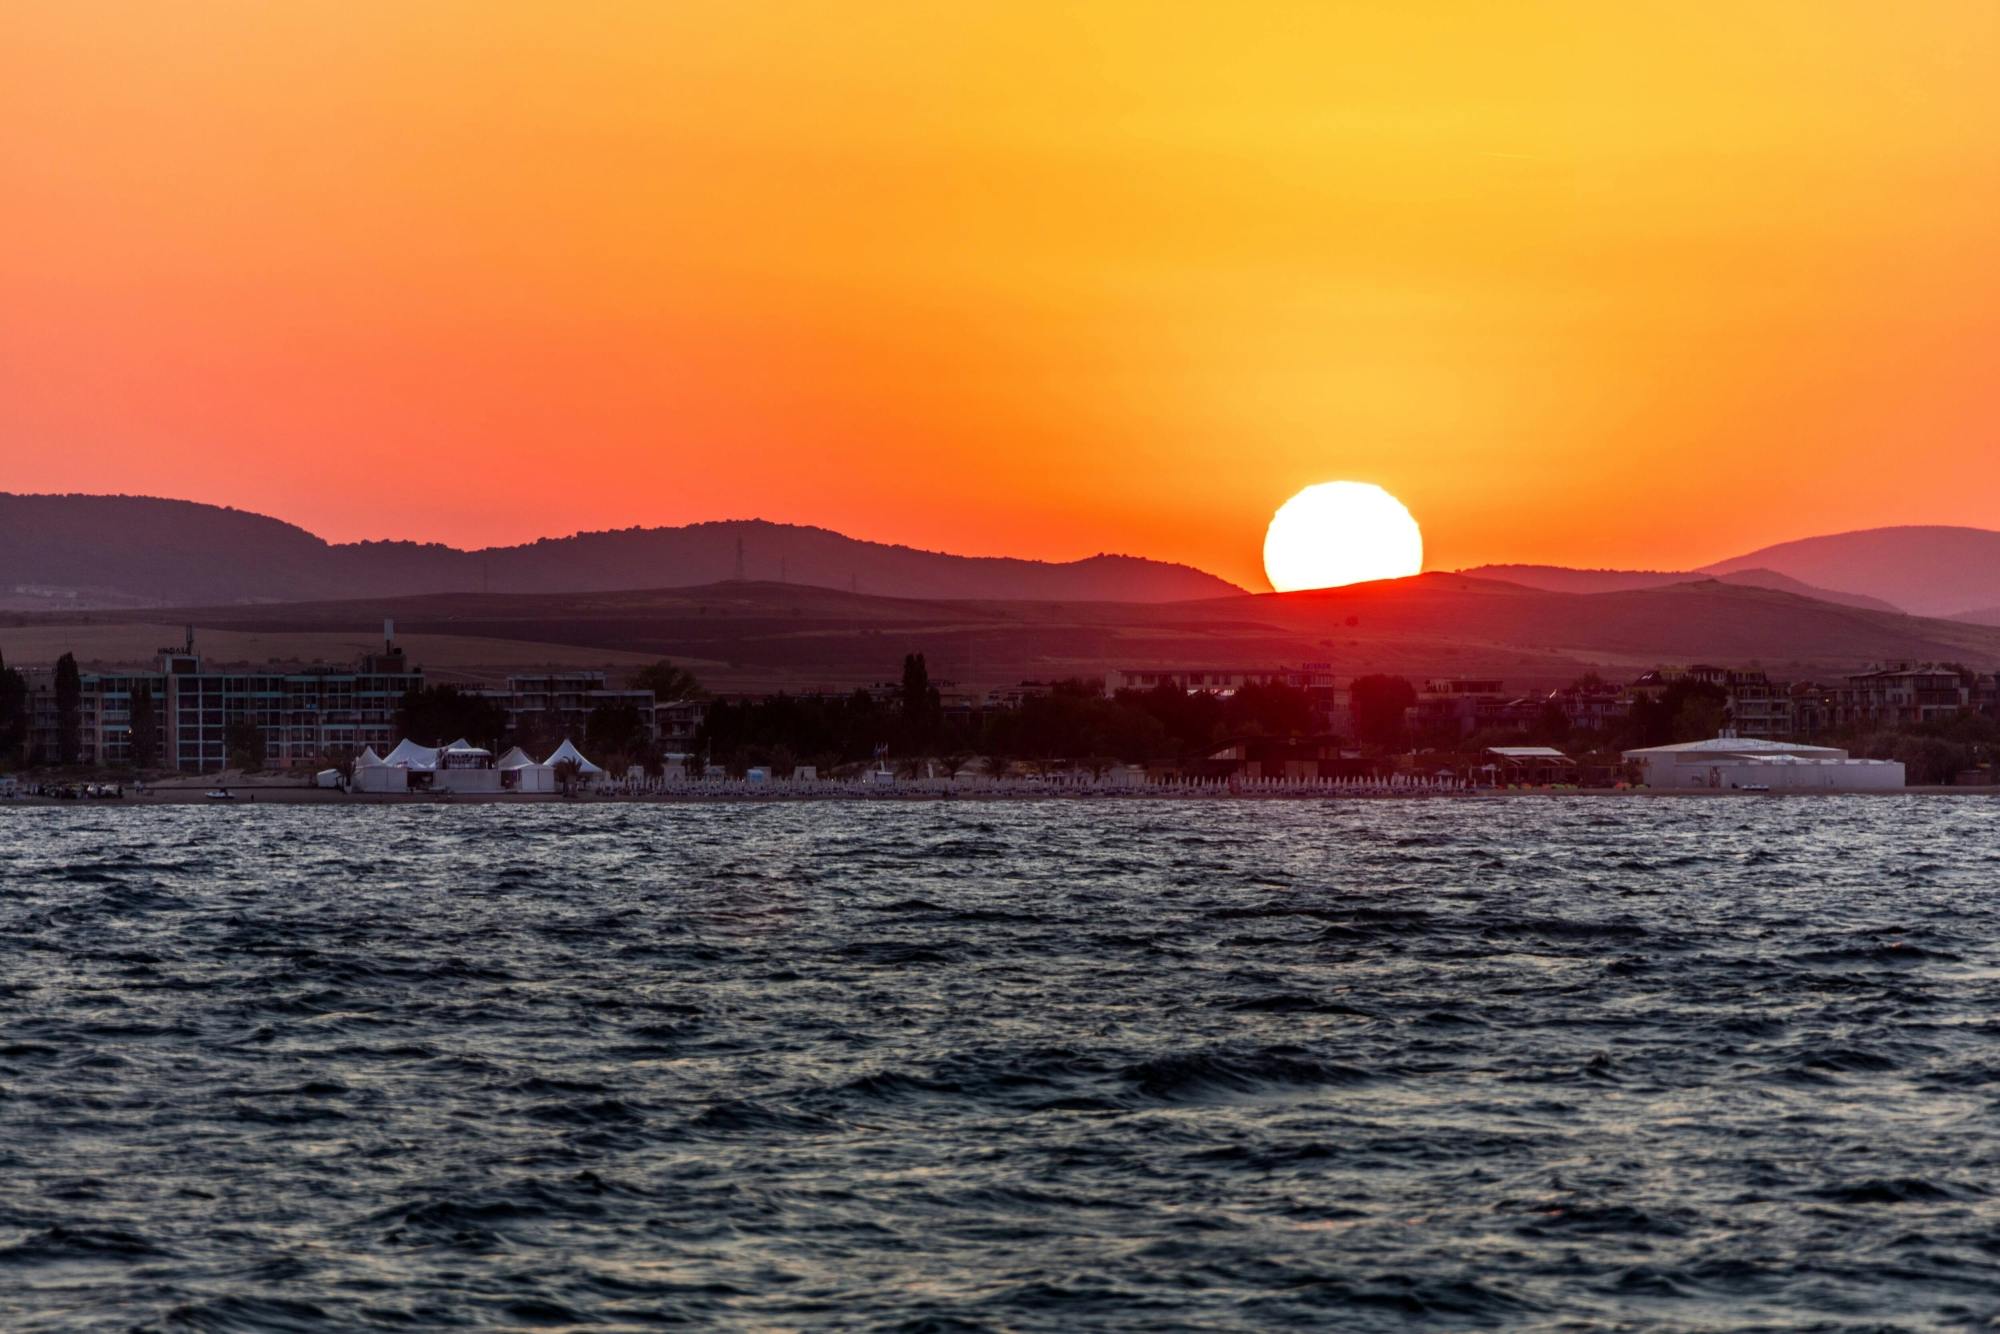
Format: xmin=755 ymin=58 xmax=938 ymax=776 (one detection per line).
xmin=2 ymin=796 xmax=1999 ymax=1328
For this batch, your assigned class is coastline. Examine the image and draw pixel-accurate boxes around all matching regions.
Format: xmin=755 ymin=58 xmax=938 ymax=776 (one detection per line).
xmin=2 ymin=785 xmax=1992 ymax=807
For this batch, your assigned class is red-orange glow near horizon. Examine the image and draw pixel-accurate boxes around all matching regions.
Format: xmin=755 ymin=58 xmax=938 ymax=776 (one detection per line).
xmin=5 ymin=3 xmax=2000 ymax=590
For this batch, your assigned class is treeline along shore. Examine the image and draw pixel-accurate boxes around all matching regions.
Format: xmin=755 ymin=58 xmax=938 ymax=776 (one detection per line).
xmin=5 ymin=642 xmax=2000 ymax=794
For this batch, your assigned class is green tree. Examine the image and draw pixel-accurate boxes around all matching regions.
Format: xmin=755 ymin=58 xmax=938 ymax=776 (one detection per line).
xmin=900 ymin=652 xmax=939 ymax=751
xmin=633 ymin=660 xmax=704 ymax=701
xmin=224 ymin=717 xmax=266 ymax=771
xmin=1622 ymin=678 xmax=1727 ymax=749
xmin=900 ymin=652 xmax=930 ymax=714
xmin=128 ymin=684 xmax=158 ymax=770
xmin=1532 ymin=699 xmax=1572 ymax=746
xmin=54 ymin=653 xmax=82 ymax=766
xmin=1671 ymin=695 xmax=1725 ymax=744
xmin=586 ymin=702 xmax=649 ymax=757
xmin=695 ymin=689 xmax=890 ymax=767
xmin=0 ymin=650 xmax=28 ymax=766
xmin=993 ymin=679 xmax=1168 ymax=767
xmin=1113 ymin=680 xmax=1226 ymax=754
xmin=1350 ymin=674 xmax=1417 ymax=750
xmin=396 ymin=685 xmax=508 ymax=748
xmin=1222 ymin=681 xmax=1315 ymax=738
xmin=507 ymin=707 xmax=563 ymax=763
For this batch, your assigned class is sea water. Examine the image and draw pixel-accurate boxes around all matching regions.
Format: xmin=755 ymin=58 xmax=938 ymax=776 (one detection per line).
xmin=2 ymin=798 xmax=1998 ymax=1329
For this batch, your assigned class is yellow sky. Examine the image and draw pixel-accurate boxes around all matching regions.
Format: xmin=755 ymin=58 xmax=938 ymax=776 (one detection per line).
xmin=4 ymin=2 xmax=1997 ymax=586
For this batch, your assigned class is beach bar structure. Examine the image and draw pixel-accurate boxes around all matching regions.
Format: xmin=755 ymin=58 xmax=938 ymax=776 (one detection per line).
xmin=1485 ymin=746 xmax=1580 ymax=786
xmin=1623 ymin=736 xmax=1905 ymax=790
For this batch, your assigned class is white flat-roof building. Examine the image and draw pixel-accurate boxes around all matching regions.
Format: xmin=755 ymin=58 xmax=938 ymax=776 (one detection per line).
xmin=1623 ymin=736 xmax=1904 ymax=791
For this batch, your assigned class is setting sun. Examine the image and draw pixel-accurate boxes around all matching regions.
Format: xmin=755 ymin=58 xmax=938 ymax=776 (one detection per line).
xmin=1263 ymin=482 xmax=1424 ymax=592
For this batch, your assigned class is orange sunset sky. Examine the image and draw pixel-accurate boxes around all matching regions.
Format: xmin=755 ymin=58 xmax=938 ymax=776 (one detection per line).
xmin=4 ymin=2 xmax=1997 ymax=590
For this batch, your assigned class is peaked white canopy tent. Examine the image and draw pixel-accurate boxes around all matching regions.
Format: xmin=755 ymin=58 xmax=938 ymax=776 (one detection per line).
xmin=350 ymin=738 xmax=602 ymax=794
xmin=497 ymin=744 xmax=556 ymax=793
xmin=544 ymin=739 xmax=606 ymax=776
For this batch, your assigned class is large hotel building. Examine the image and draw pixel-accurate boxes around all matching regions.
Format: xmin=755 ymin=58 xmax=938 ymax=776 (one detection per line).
xmin=25 ymin=629 xmax=424 ymax=771
xmin=20 ymin=625 xmax=665 ymax=773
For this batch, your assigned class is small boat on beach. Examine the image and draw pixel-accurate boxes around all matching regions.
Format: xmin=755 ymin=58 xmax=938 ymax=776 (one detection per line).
xmin=204 ymin=789 xmax=236 ymax=800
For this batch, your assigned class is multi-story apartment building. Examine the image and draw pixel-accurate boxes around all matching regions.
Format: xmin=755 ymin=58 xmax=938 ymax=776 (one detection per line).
xmin=1410 ymin=678 xmax=1513 ymax=740
xmin=481 ymin=672 xmax=659 ymax=745
xmin=1681 ymin=664 xmax=1738 ymax=690
xmin=1834 ymin=665 xmax=1974 ymax=728
xmin=1785 ymin=682 xmax=1835 ymax=739
xmin=658 ymin=698 xmax=707 ymax=750
xmin=23 ymin=631 xmax=422 ymax=771
xmin=1976 ymin=673 xmax=2000 ymax=720
xmin=1546 ymin=679 xmax=1633 ymax=734
xmin=1722 ymin=670 xmax=1793 ymax=737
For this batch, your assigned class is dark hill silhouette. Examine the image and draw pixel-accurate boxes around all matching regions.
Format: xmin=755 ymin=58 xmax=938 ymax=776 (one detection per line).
xmin=1700 ymin=526 xmax=2000 ymax=618
xmin=42 ymin=572 xmax=2000 ymax=685
xmin=1237 ymin=574 xmax=1993 ymax=666
xmin=0 ymin=494 xmax=340 ymax=607
xmin=1461 ymin=564 xmax=1899 ymax=613
xmin=0 ymin=493 xmax=1243 ymax=608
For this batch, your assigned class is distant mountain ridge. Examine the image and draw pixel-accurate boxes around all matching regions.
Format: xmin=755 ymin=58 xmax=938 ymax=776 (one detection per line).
xmin=0 ymin=494 xmax=1244 ymax=608
xmin=1468 ymin=524 xmax=2000 ymax=618
xmin=1462 ymin=564 xmax=1901 ymax=613
xmin=1698 ymin=526 xmax=2000 ymax=618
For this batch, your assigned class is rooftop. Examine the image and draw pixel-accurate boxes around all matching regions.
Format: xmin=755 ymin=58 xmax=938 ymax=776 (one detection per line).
xmin=1623 ymin=736 xmax=1845 ymax=757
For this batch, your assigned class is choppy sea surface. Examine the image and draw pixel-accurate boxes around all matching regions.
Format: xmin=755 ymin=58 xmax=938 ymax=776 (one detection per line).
xmin=4 ymin=798 xmax=2000 ymax=1330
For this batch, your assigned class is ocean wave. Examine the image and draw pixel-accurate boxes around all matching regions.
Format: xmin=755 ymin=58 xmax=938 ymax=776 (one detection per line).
xmin=6 ymin=799 xmax=2000 ymax=1328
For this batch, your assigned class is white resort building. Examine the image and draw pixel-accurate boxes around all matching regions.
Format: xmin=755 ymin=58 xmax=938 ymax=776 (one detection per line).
xmin=1623 ymin=736 xmax=1905 ymax=791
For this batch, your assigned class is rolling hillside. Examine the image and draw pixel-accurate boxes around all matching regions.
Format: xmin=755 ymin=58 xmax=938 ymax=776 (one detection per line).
xmin=1461 ymin=564 xmax=1900 ymax=613
xmin=0 ymin=494 xmax=1243 ymax=609
xmin=16 ymin=574 xmax=1999 ymax=691
xmin=1701 ymin=526 xmax=2000 ymax=617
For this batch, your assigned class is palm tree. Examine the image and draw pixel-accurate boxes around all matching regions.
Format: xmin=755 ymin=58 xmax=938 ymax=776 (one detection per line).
xmin=632 ymin=660 xmax=704 ymax=701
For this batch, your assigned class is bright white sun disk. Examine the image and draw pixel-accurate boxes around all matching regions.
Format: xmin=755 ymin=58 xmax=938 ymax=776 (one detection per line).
xmin=1263 ymin=482 xmax=1423 ymax=592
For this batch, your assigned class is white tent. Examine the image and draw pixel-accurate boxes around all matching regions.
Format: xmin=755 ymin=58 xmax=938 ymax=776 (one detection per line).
xmin=382 ymin=738 xmax=441 ymax=770
xmin=355 ymin=746 xmax=387 ymax=768
xmin=495 ymin=745 xmax=556 ymax=793
xmin=352 ymin=754 xmax=414 ymax=793
xmin=544 ymin=739 xmax=605 ymax=775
